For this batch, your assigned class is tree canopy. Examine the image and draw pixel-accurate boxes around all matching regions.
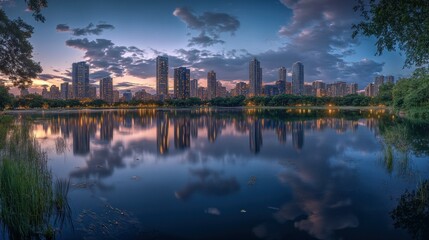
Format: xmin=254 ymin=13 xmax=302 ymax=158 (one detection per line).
xmin=0 ymin=0 xmax=47 ymax=89
xmin=352 ymin=0 xmax=429 ymax=67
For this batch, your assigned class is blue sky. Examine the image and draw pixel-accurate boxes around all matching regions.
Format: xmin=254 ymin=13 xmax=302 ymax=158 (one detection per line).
xmin=1 ymin=0 xmax=414 ymax=93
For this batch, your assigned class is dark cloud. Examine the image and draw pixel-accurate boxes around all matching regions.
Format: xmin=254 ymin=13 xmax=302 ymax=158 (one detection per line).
xmin=38 ymin=73 xmax=71 ymax=82
xmin=114 ymin=82 xmax=139 ymax=88
xmin=188 ymin=32 xmax=225 ymax=47
xmin=173 ymin=7 xmax=240 ymax=47
xmin=62 ymin=0 xmax=383 ymax=89
xmin=89 ymin=70 xmax=111 ymax=80
xmin=65 ymin=38 xmax=154 ymax=80
xmin=55 ymin=24 xmax=70 ymax=32
xmin=56 ymin=23 xmax=115 ymax=36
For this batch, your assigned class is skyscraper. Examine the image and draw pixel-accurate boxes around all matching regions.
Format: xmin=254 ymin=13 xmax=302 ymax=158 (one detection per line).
xmin=292 ymin=61 xmax=304 ymax=95
xmin=279 ymin=67 xmax=287 ymax=82
xmin=386 ymin=75 xmax=395 ymax=84
xmin=50 ymin=85 xmax=61 ymax=99
xmin=100 ymin=77 xmax=114 ymax=103
xmin=72 ymin=61 xmax=90 ymax=99
xmin=60 ymin=82 xmax=69 ymax=100
xmin=174 ymin=67 xmax=190 ymax=99
xmin=88 ymin=86 xmax=97 ymax=99
xmin=249 ymin=58 xmax=262 ymax=96
xmin=278 ymin=66 xmax=287 ymax=94
xmin=190 ymin=79 xmax=198 ymax=98
xmin=374 ymin=75 xmax=384 ymax=95
xmin=156 ymin=56 xmax=169 ymax=99
xmin=207 ymin=70 xmax=217 ymax=100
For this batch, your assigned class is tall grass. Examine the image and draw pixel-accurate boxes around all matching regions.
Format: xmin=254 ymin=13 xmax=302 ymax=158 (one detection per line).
xmin=0 ymin=117 xmax=71 ymax=239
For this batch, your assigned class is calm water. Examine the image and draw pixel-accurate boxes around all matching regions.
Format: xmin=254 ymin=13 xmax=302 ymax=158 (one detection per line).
xmin=11 ymin=109 xmax=429 ymax=239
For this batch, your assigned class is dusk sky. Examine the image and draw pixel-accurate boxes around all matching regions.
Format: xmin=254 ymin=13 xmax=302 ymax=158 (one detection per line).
xmin=1 ymin=0 xmax=414 ymax=94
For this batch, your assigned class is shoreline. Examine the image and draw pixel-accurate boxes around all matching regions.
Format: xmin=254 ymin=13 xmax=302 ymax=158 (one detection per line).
xmin=3 ymin=106 xmax=391 ymax=114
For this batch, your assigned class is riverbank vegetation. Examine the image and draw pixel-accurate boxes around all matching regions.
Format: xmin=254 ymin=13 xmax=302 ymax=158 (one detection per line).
xmin=0 ymin=116 xmax=71 ymax=239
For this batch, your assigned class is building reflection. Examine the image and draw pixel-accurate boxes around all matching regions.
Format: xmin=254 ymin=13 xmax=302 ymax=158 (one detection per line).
xmin=292 ymin=121 xmax=304 ymax=150
xmin=157 ymin=112 xmax=169 ymax=154
xmin=249 ymin=118 xmax=263 ymax=154
xmin=276 ymin=122 xmax=288 ymax=144
xmin=32 ymin=109 xmax=388 ymax=157
xmin=207 ymin=116 xmax=222 ymax=143
xmin=100 ymin=112 xmax=114 ymax=143
xmin=190 ymin=118 xmax=198 ymax=139
xmin=174 ymin=117 xmax=190 ymax=150
xmin=72 ymin=114 xmax=91 ymax=156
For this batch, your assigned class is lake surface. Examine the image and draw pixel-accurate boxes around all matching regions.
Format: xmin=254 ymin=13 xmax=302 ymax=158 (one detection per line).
xmin=8 ymin=108 xmax=429 ymax=239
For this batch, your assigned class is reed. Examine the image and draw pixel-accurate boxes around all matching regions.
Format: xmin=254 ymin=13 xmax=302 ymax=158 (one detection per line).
xmin=0 ymin=117 xmax=71 ymax=239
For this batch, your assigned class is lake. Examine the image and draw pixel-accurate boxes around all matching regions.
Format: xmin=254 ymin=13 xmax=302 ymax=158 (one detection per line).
xmin=4 ymin=108 xmax=429 ymax=239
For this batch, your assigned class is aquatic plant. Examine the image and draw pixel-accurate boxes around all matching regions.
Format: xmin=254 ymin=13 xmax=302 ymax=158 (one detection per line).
xmin=0 ymin=118 xmax=71 ymax=239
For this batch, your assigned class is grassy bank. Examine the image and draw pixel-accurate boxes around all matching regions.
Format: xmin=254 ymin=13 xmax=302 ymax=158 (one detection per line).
xmin=0 ymin=116 xmax=71 ymax=239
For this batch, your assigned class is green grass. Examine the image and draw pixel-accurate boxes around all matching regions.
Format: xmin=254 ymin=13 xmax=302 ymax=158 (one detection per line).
xmin=0 ymin=118 xmax=71 ymax=239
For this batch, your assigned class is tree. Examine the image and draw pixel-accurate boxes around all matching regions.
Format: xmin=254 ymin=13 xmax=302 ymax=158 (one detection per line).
xmin=0 ymin=0 xmax=47 ymax=89
xmin=0 ymin=85 xmax=13 ymax=110
xmin=352 ymin=0 xmax=429 ymax=67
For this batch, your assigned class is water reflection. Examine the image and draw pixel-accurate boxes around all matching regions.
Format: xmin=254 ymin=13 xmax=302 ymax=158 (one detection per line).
xmin=22 ymin=108 xmax=429 ymax=240
xmin=175 ymin=168 xmax=240 ymax=200
xmin=35 ymin=109 xmax=384 ymax=157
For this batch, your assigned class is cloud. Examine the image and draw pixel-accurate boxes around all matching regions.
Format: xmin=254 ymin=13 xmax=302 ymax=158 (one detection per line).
xmin=55 ymin=24 xmax=70 ymax=32
xmin=188 ymin=32 xmax=225 ymax=47
xmin=62 ymin=0 xmax=383 ymax=89
xmin=175 ymin=168 xmax=240 ymax=200
xmin=65 ymin=38 xmax=154 ymax=80
xmin=173 ymin=7 xmax=240 ymax=47
xmin=89 ymin=70 xmax=111 ymax=80
xmin=38 ymin=73 xmax=71 ymax=82
xmin=56 ymin=23 xmax=115 ymax=36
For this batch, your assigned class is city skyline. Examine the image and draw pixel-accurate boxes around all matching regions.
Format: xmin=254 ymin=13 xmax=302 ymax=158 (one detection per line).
xmin=1 ymin=0 xmax=414 ymax=96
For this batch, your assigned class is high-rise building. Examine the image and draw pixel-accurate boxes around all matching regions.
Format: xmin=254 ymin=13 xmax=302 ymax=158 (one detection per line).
xmin=174 ymin=67 xmax=190 ymax=99
xmin=303 ymin=83 xmax=314 ymax=96
xmin=123 ymin=90 xmax=132 ymax=102
xmin=234 ymin=82 xmax=248 ymax=97
xmin=365 ymin=83 xmax=375 ymax=97
xmin=216 ymin=81 xmax=228 ymax=98
xmin=72 ymin=61 xmax=90 ymax=99
xmin=249 ymin=58 xmax=262 ymax=96
xmin=386 ymin=75 xmax=395 ymax=84
xmin=279 ymin=67 xmax=287 ymax=82
xmin=197 ymin=87 xmax=207 ymax=100
xmin=312 ymin=81 xmax=326 ymax=97
xmin=292 ymin=61 xmax=304 ymax=95
xmin=50 ymin=85 xmax=61 ymax=99
xmin=60 ymin=82 xmax=69 ymax=100
xmin=100 ymin=77 xmax=114 ymax=103
xmin=42 ymin=86 xmax=49 ymax=99
xmin=89 ymin=86 xmax=97 ymax=99
xmin=113 ymin=90 xmax=120 ymax=103
xmin=190 ymin=79 xmax=198 ymax=98
xmin=276 ymin=80 xmax=285 ymax=95
xmin=207 ymin=70 xmax=217 ymax=100
xmin=374 ymin=75 xmax=384 ymax=95
xmin=156 ymin=56 xmax=169 ymax=99
xmin=286 ymin=82 xmax=292 ymax=94
xmin=349 ymin=83 xmax=358 ymax=95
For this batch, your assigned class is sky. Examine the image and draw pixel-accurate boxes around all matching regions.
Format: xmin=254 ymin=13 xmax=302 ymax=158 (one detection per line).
xmin=1 ymin=0 xmax=415 ymax=94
